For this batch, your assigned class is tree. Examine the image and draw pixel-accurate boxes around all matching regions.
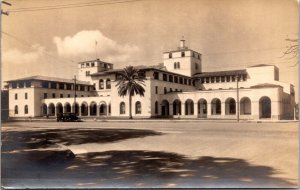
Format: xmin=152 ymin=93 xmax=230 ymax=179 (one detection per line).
xmin=282 ymin=38 xmax=298 ymax=67
xmin=115 ymin=66 xmax=146 ymax=119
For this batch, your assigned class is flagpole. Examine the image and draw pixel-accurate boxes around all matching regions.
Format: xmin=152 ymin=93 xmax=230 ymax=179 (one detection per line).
xmin=95 ymin=40 xmax=97 ymax=59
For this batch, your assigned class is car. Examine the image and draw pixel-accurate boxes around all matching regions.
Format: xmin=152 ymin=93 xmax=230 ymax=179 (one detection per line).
xmin=56 ymin=113 xmax=81 ymax=122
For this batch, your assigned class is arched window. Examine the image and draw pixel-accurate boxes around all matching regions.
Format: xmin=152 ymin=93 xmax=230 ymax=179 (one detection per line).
xmin=106 ymin=79 xmax=111 ymax=89
xmin=120 ymin=102 xmax=125 ymax=114
xmin=24 ymin=105 xmax=28 ymax=114
xmin=155 ymin=101 xmax=158 ymax=114
xmin=14 ymin=105 xmax=18 ymax=114
xmin=99 ymin=79 xmax=104 ymax=89
xmin=135 ymin=101 xmax=141 ymax=114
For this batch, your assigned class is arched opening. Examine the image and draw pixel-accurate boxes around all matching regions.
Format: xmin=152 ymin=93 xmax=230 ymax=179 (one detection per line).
xmin=211 ymin=98 xmax=221 ymax=115
xmin=72 ymin=103 xmax=79 ymax=116
xmin=259 ymin=96 xmax=271 ymax=118
xmin=135 ymin=101 xmax=142 ymax=114
xmin=120 ymin=102 xmax=125 ymax=114
xmin=106 ymin=79 xmax=111 ymax=89
xmin=90 ymin=102 xmax=97 ymax=116
xmin=81 ymin=102 xmax=88 ymax=116
xmin=24 ymin=105 xmax=28 ymax=114
xmin=64 ymin=103 xmax=71 ymax=113
xmin=225 ymin=98 xmax=236 ymax=115
xmin=240 ymin=97 xmax=251 ymax=115
xmin=99 ymin=102 xmax=107 ymax=115
xmin=14 ymin=105 xmax=18 ymax=114
xmin=198 ymin=99 xmax=207 ymax=117
xmin=161 ymin=100 xmax=169 ymax=116
xmin=185 ymin=99 xmax=194 ymax=115
xmin=42 ymin=104 xmax=47 ymax=116
xmin=48 ymin=103 xmax=55 ymax=116
xmin=56 ymin=103 xmax=63 ymax=115
xmin=173 ymin=99 xmax=181 ymax=115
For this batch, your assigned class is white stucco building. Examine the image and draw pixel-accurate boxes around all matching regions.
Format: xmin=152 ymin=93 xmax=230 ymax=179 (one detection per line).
xmin=6 ymin=40 xmax=296 ymax=120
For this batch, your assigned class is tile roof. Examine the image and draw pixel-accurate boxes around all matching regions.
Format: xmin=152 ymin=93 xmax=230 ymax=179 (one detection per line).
xmin=5 ymin=75 xmax=91 ymax=85
xmin=193 ymin=69 xmax=247 ymax=77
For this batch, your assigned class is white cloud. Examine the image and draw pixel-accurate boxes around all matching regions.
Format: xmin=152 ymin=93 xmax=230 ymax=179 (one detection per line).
xmin=2 ymin=44 xmax=44 ymax=65
xmin=53 ymin=30 xmax=140 ymax=63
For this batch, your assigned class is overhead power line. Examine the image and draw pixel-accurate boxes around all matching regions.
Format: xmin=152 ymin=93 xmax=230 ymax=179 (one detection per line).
xmin=7 ymin=0 xmax=143 ymax=12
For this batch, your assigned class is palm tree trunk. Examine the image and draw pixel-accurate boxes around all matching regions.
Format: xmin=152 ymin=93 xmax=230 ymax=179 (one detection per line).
xmin=129 ymin=94 xmax=133 ymax=119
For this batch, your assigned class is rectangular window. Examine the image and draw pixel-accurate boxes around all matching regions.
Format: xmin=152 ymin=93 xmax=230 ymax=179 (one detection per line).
xmin=211 ymin=77 xmax=215 ymax=83
xmin=68 ymin=94 xmax=70 ymax=98
xmin=163 ymin=74 xmax=167 ymax=81
xmin=232 ymin=76 xmax=236 ymax=82
xmin=226 ymin=76 xmax=231 ymax=82
xmin=25 ymin=81 xmax=31 ymax=87
xmin=50 ymin=82 xmax=56 ymax=89
xmin=91 ymin=63 xmax=95 ymax=67
xmin=216 ymin=77 xmax=220 ymax=83
xmin=164 ymin=87 xmax=167 ymax=94
xmin=66 ymin=84 xmax=72 ymax=90
xmin=19 ymin=82 xmax=24 ymax=88
xmin=60 ymin=94 xmax=63 ymax=98
xmin=80 ymin=85 xmax=85 ymax=91
xmin=170 ymin=88 xmax=172 ymax=92
xmin=169 ymin=53 xmax=172 ymax=58
xmin=179 ymin=77 xmax=183 ymax=84
xmin=25 ymin=93 xmax=28 ymax=99
xmin=12 ymin=82 xmax=17 ymax=89
xmin=15 ymin=93 xmax=18 ymax=100
xmin=41 ymin=81 xmax=48 ymax=88
xmin=44 ymin=93 xmax=47 ymax=99
xmin=59 ymin=83 xmax=64 ymax=89
xmin=174 ymin=76 xmax=178 ymax=83
xmin=52 ymin=93 xmax=56 ymax=98
xmin=169 ymin=75 xmax=173 ymax=82
xmin=86 ymin=71 xmax=90 ymax=76
xmin=221 ymin=76 xmax=225 ymax=82
xmin=206 ymin=77 xmax=210 ymax=83
xmin=155 ymin=86 xmax=158 ymax=94
xmin=184 ymin=78 xmax=187 ymax=85
xmin=181 ymin=51 xmax=185 ymax=57
xmin=86 ymin=63 xmax=90 ymax=67
xmin=153 ymin=72 xmax=159 ymax=80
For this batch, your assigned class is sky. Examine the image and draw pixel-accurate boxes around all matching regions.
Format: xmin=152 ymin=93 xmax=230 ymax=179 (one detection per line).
xmin=1 ymin=0 xmax=299 ymax=99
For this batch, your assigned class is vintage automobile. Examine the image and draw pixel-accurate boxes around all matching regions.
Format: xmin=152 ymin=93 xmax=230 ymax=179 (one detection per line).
xmin=56 ymin=113 xmax=81 ymax=122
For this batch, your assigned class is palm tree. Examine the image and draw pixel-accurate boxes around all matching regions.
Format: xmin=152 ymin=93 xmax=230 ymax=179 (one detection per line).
xmin=115 ymin=66 xmax=146 ymax=119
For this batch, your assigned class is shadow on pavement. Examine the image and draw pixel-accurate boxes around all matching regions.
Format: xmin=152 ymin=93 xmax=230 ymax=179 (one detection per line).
xmin=1 ymin=128 xmax=162 ymax=151
xmin=2 ymin=150 xmax=296 ymax=188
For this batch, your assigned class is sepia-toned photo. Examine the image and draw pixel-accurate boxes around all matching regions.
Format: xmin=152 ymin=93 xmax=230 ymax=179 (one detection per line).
xmin=1 ymin=0 xmax=298 ymax=189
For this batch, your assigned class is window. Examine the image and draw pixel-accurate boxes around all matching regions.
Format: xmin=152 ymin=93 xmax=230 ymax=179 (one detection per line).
xmin=216 ymin=77 xmax=220 ymax=83
xmin=169 ymin=75 xmax=173 ymax=82
xmin=14 ymin=105 xmax=18 ymax=114
xmin=44 ymin=93 xmax=47 ymax=99
xmin=86 ymin=71 xmax=90 ymax=76
xmin=153 ymin=72 xmax=159 ymax=80
xmin=169 ymin=53 xmax=172 ymax=58
xmin=106 ymin=79 xmax=111 ymax=89
xmin=232 ymin=76 xmax=236 ymax=82
xmin=135 ymin=101 xmax=141 ymax=114
xmin=174 ymin=62 xmax=177 ymax=69
xmin=59 ymin=83 xmax=64 ymax=89
xmin=50 ymin=82 xmax=56 ymax=89
xmin=52 ymin=93 xmax=56 ymax=98
xmin=99 ymin=79 xmax=104 ymax=89
xmin=80 ymin=85 xmax=85 ymax=91
xmin=188 ymin=79 xmax=191 ymax=85
xmin=19 ymin=82 xmax=24 ymax=88
xmin=41 ymin=81 xmax=48 ymax=88
xmin=24 ymin=105 xmax=28 ymax=114
xmin=12 ymin=82 xmax=17 ymax=89
xmin=25 ymin=93 xmax=28 ymax=99
xmin=177 ymin=62 xmax=180 ymax=69
xmin=164 ymin=87 xmax=167 ymax=94
xmin=120 ymin=102 xmax=125 ymax=114
xmin=66 ymin=84 xmax=72 ymax=90
xmin=60 ymin=94 xmax=63 ymax=98
xmin=15 ymin=93 xmax=18 ymax=100
xmin=155 ymin=86 xmax=158 ymax=94
xmin=181 ymin=51 xmax=185 ymax=57
xmin=184 ymin=78 xmax=187 ymax=85
xmin=211 ymin=77 xmax=215 ymax=83
xmin=226 ymin=76 xmax=231 ymax=82
xmin=221 ymin=76 xmax=225 ymax=82
xmin=91 ymin=62 xmax=95 ymax=67
xmin=174 ymin=76 xmax=178 ymax=83
xmin=170 ymin=88 xmax=172 ymax=92
xmin=163 ymin=74 xmax=167 ymax=81
xmin=68 ymin=94 xmax=70 ymax=98
xmin=81 ymin=63 xmax=84 ymax=68
xmin=81 ymin=95 xmax=84 ymax=97
xmin=86 ymin=63 xmax=90 ymax=67
xmin=179 ymin=77 xmax=183 ymax=84
xmin=155 ymin=101 xmax=158 ymax=114
xmin=205 ymin=77 xmax=210 ymax=83
xmin=25 ymin=81 xmax=31 ymax=87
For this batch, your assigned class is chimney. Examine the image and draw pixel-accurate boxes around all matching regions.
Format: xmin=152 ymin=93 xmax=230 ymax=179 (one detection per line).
xmin=180 ymin=39 xmax=185 ymax=48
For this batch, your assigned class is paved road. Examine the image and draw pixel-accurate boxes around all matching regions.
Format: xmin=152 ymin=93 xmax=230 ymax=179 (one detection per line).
xmin=1 ymin=121 xmax=298 ymax=188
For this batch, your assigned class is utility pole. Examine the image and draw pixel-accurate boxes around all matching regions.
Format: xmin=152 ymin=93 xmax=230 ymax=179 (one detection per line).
xmin=236 ymin=75 xmax=240 ymax=122
xmin=73 ymin=75 xmax=77 ymax=115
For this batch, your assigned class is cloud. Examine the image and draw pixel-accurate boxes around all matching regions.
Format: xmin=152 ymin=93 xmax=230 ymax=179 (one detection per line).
xmin=2 ymin=44 xmax=44 ymax=65
xmin=53 ymin=30 xmax=140 ymax=63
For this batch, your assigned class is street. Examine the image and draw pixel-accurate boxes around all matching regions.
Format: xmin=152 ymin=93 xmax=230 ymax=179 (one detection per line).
xmin=1 ymin=121 xmax=298 ymax=188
